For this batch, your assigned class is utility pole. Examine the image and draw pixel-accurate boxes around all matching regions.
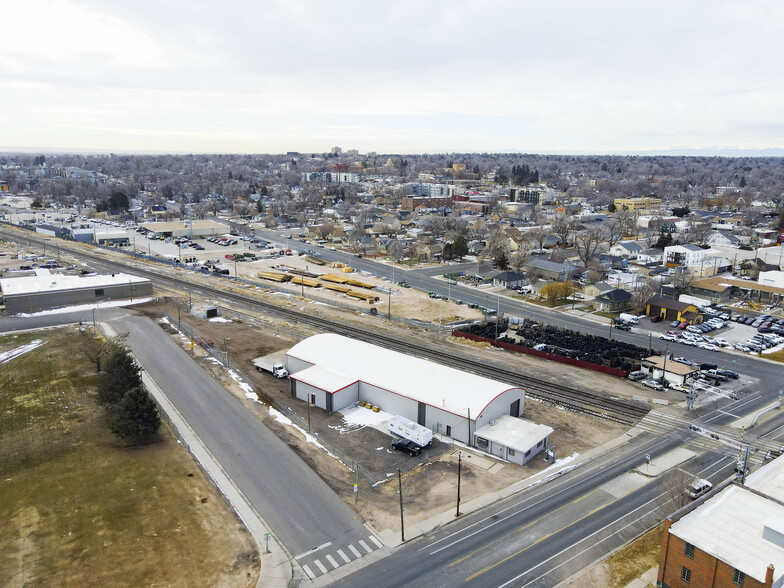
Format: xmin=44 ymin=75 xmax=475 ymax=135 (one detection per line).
xmin=455 ymin=452 xmax=462 ymax=517
xmin=398 ymin=468 xmax=405 ymax=542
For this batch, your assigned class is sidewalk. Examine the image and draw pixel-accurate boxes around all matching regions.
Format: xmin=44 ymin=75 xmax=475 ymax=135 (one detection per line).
xmin=101 ymin=321 xmax=301 ymax=588
xmin=378 ymin=425 xmax=647 ymax=547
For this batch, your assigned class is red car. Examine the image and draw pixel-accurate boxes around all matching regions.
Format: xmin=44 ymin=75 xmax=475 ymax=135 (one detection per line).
xmin=651 ymin=316 xmax=663 ymax=323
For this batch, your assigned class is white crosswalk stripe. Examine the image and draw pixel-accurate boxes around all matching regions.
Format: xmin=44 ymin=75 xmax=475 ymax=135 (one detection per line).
xmin=338 ymin=549 xmax=351 ymax=563
xmin=302 ymin=565 xmax=315 ymax=579
xmin=348 ymin=544 xmax=362 ymax=558
xmin=314 ymin=559 xmax=328 ymax=574
xmin=370 ymin=535 xmax=383 ymax=548
xmin=326 ymin=554 xmax=339 ymax=569
xmin=359 ymin=539 xmax=372 ymax=553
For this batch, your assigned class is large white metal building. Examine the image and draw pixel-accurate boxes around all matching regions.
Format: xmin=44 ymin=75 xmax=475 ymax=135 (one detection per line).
xmin=285 ymin=334 xmax=528 ymax=444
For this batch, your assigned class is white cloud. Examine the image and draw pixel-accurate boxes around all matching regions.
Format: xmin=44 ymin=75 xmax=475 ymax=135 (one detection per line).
xmin=0 ymin=0 xmax=782 ymax=153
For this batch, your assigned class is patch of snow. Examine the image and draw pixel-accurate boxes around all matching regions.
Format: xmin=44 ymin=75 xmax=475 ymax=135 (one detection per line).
xmin=340 ymin=404 xmax=393 ymax=428
xmin=268 ymin=406 xmax=346 ymax=465
xmin=159 ymin=316 xmax=170 ymax=325
xmin=15 ymin=297 xmax=154 ymax=317
xmin=245 ymin=391 xmax=260 ymax=402
xmin=208 ymin=317 xmax=232 ymax=323
xmin=0 ymin=339 xmax=45 ymax=363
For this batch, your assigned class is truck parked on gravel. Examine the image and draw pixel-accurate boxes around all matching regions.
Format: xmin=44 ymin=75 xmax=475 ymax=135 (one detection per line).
xmin=251 ymin=352 xmax=289 ymax=378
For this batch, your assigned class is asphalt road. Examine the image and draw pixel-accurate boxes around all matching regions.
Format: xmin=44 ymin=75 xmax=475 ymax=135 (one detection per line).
xmin=335 ymin=432 xmax=737 ymax=588
xmin=101 ymin=311 xmax=378 ymax=575
xmin=251 ymin=227 xmax=784 ymax=395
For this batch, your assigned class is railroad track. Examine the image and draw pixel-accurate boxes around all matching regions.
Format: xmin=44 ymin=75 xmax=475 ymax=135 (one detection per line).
xmin=1 ymin=227 xmax=649 ymax=425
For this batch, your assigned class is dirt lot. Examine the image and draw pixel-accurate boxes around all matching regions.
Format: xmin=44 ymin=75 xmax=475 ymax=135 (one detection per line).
xmin=138 ymin=298 xmax=629 ymax=535
xmin=232 ymin=252 xmax=485 ymax=324
xmin=0 ymin=327 xmax=258 ymax=587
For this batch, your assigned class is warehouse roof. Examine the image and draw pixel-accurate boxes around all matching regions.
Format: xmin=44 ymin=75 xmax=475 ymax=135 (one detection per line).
xmin=0 ymin=271 xmax=149 ymax=297
xmin=140 ymin=220 xmax=225 ymax=232
xmin=669 ymin=458 xmax=784 ymax=585
xmin=287 ymin=334 xmax=523 ymax=420
xmin=474 ymin=415 xmax=553 ymax=452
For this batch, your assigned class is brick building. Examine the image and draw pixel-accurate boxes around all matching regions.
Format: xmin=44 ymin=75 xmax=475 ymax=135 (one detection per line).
xmin=656 ymin=456 xmax=784 ymax=588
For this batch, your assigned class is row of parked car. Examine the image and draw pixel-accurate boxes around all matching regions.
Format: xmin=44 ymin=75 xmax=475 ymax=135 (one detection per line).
xmin=732 ymin=313 xmax=784 ymax=335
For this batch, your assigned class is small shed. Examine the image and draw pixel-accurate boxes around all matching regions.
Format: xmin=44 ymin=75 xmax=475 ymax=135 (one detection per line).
xmin=190 ymin=304 xmax=219 ymax=319
xmin=473 ymin=415 xmax=554 ymax=465
xmin=642 ymin=356 xmax=698 ymax=387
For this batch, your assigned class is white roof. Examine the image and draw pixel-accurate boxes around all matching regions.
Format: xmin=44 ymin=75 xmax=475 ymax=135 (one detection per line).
xmin=669 ymin=457 xmax=784 ymax=584
xmin=286 ymin=334 xmax=523 ymax=420
xmin=290 ymin=364 xmax=357 ymax=393
xmin=0 ymin=272 xmax=150 ymax=297
xmin=474 ymin=415 xmax=553 ymax=452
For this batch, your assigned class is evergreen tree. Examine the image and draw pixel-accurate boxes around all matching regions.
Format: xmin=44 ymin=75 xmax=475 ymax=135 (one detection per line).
xmin=493 ymin=249 xmax=509 ymax=270
xmin=97 ymin=347 xmax=142 ymax=406
xmin=451 ymin=234 xmax=469 ymax=258
xmin=109 ymin=387 xmax=161 ymax=443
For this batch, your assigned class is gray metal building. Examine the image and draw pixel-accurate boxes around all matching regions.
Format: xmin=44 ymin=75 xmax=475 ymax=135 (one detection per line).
xmin=0 ymin=270 xmax=152 ymax=313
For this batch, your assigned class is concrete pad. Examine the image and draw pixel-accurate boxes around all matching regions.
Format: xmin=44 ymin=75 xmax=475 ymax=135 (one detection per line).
xmin=454 ymin=450 xmax=495 ymax=470
xmin=599 ymin=471 xmax=650 ymax=499
xmin=633 ymin=447 xmax=695 ymax=478
xmin=487 ymin=462 xmax=505 ymax=475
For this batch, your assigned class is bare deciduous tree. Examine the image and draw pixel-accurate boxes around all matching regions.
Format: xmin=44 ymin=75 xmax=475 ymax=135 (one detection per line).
xmin=574 ymin=227 xmax=605 ymax=268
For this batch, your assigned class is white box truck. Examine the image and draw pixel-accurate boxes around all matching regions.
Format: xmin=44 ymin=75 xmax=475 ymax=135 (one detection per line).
xmin=619 ymin=313 xmax=640 ymax=324
xmin=388 ymin=415 xmax=433 ymax=447
xmin=251 ymin=351 xmax=289 ymax=379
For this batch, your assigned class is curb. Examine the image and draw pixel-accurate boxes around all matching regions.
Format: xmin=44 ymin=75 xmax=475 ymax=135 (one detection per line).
xmin=100 ymin=320 xmax=303 ymax=588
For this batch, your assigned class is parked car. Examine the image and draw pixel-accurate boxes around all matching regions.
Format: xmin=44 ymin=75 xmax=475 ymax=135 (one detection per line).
xmin=628 ymin=370 xmax=648 ymax=381
xmin=642 ymin=379 xmax=664 ymax=391
xmin=699 ymin=343 xmax=720 ymax=352
xmin=717 ymin=369 xmax=739 ymax=380
xmin=671 ymin=320 xmax=681 ymax=328
xmin=660 ymin=334 xmax=678 ymax=342
xmin=391 ymin=438 xmax=422 ymax=456
xmin=651 ymin=316 xmax=663 ymax=323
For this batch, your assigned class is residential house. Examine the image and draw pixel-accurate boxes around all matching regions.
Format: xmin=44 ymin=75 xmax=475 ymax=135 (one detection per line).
xmin=609 ymin=241 xmax=643 ymax=259
xmin=592 ymin=288 xmax=633 ymax=312
xmin=664 ymin=244 xmax=706 ymax=268
xmin=583 ymin=281 xmax=614 ymax=298
xmin=526 ymin=258 xmax=579 ymax=281
xmin=637 ymin=249 xmax=664 ymax=265
xmin=706 ymin=230 xmax=740 ymax=248
xmin=492 ymin=271 xmax=526 ymax=289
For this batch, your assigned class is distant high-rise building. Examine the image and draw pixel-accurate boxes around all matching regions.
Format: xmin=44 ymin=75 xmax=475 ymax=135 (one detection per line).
xmin=331 ymin=146 xmax=342 ymax=155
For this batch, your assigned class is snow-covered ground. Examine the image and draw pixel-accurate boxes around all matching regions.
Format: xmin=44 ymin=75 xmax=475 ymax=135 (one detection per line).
xmin=0 ymin=339 xmax=45 ymax=363
xmin=330 ymin=404 xmax=394 ymax=435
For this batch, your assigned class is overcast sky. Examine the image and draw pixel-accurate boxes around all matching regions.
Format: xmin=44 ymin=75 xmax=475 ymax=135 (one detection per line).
xmin=1 ymin=1 xmax=782 ymax=155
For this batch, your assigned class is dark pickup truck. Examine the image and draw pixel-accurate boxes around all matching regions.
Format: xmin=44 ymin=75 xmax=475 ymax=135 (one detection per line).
xmin=392 ymin=438 xmax=422 ymax=456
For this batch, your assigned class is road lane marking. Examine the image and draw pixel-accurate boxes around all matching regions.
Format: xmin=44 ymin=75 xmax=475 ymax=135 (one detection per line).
xmin=427 ymin=437 xmax=673 ymax=555
xmin=447 ymin=489 xmax=599 ymax=566
xmin=499 ymin=456 xmax=735 ymax=588
xmin=349 ymin=544 xmax=362 ymax=558
xmin=359 ymin=539 xmax=372 ymax=553
xmin=467 ymin=454 xmax=733 ymax=585
xmin=326 ymin=554 xmax=339 ymax=569
xmin=370 ymin=535 xmax=384 ymax=548
xmin=314 ymin=559 xmax=328 ymax=574
xmin=338 ymin=549 xmax=351 ymax=563
xmin=295 ymin=542 xmax=332 ymax=559
xmin=302 ymin=565 xmax=315 ymax=579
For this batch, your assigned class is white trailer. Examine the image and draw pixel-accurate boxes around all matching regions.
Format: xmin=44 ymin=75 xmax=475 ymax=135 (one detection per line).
xmin=619 ymin=312 xmax=641 ymax=324
xmin=252 ymin=350 xmax=289 ymax=378
xmin=388 ymin=415 xmax=433 ymax=447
